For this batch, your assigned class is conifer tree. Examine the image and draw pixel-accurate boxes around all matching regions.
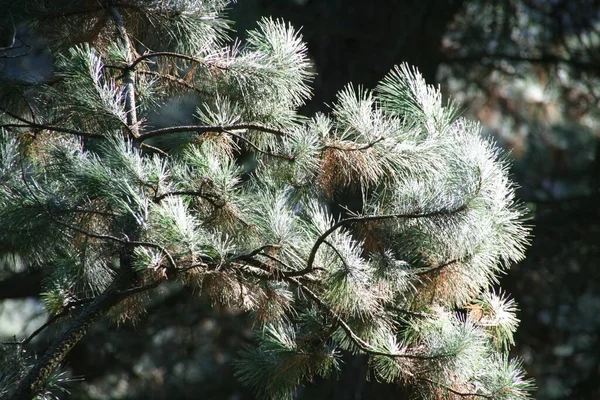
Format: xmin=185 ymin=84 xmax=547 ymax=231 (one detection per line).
xmin=0 ymin=1 xmax=533 ymax=399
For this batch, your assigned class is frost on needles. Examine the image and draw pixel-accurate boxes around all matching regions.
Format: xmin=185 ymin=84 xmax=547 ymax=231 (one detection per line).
xmin=0 ymin=1 xmax=533 ymax=399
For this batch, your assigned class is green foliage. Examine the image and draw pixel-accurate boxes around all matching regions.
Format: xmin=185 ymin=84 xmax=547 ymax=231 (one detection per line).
xmin=0 ymin=1 xmax=533 ymax=399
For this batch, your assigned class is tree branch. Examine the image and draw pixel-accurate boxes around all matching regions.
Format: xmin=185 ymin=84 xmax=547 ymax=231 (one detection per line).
xmin=223 ymin=129 xmax=295 ymax=161
xmin=127 ymin=51 xmax=228 ymax=71
xmin=0 ymin=106 xmax=105 ymax=140
xmin=422 ymin=378 xmax=494 ymax=399
xmin=108 ymin=6 xmax=139 ymax=138
xmin=324 ymin=136 xmax=386 ymax=152
xmin=285 ymin=276 xmax=458 ymax=361
xmin=416 ymin=259 xmax=460 ymax=276
xmin=288 ymin=203 xmax=470 ymax=278
xmin=9 ymin=270 xmax=136 ymax=400
xmin=135 ymin=123 xmax=288 ymax=143
xmin=0 ymin=123 xmax=105 ymax=139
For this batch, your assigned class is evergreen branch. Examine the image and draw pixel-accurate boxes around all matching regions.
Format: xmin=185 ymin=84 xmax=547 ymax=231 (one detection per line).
xmin=0 ymin=106 xmax=104 ymax=139
xmin=136 ymin=123 xmax=288 ymax=142
xmin=108 ymin=6 xmax=139 ymax=138
xmin=8 ymin=269 xmax=136 ymax=400
xmin=22 ymin=175 xmax=177 ymax=271
xmin=234 ymin=244 xmax=282 ymax=260
xmin=0 ymin=123 xmax=104 ymax=139
xmin=321 ymin=239 xmax=351 ymax=271
xmin=285 ymin=277 xmax=458 ymax=361
xmin=116 ymin=279 xmax=162 ymax=297
xmin=136 ymin=70 xmax=205 ymax=93
xmin=289 ymin=203 xmax=470 ymax=278
xmin=141 ymin=142 xmax=170 ymax=156
xmin=154 ymin=190 xmax=223 ymax=207
xmin=44 ymin=211 xmax=126 ymax=244
xmin=416 ymin=259 xmax=460 ymax=276
xmin=388 ymin=307 xmax=431 ymax=319
xmin=223 ymin=129 xmax=295 ymax=161
xmin=128 ymin=240 xmax=177 ymax=271
xmin=19 ymin=299 xmax=89 ymax=346
xmin=55 ymin=208 xmax=120 ymax=218
xmin=258 ymin=252 xmax=297 ymax=273
xmin=128 ymin=51 xmax=228 ymax=71
xmin=170 ymin=262 xmax=208 ymax=274
xmin=324 ymin=136 xmax=386 ymax=152
xmin=422 ymin=378 xmax=494 ymax=399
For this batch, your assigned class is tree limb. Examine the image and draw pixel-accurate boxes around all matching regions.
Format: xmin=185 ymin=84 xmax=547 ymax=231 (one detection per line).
xmin=8 ymin=270 xmax=136 ymax=400
xmin=135 ymin=123 xmax=288 ymax=143
xmin=108 ymin=6 xmax=139 ymax=138
xmin=288 ymin=203 xmax=470 ymax=278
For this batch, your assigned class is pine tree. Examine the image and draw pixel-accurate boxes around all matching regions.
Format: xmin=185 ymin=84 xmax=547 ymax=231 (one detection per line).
xmin=0 ymin=1 xmax=533 ymax=399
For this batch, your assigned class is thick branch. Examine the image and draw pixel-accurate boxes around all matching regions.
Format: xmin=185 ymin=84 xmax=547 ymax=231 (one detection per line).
xmin=9 ymin=271 xmax=135 ymax=400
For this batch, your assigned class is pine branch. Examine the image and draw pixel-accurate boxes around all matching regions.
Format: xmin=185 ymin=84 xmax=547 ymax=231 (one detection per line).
xmin=288 ymin=202 xmax=471 ymax=278
xmin=223 ymin=129 xmax=295 ymax=161
xmin=0 ymin=106 xmax=104 ymax=139
xmin=154 ymin=190 xmax=224 ymax=207
xmin=128 ymin=51 xmax=228 ymax=71
xmin=135 ymin=123 xmax=288 ymax=142
xmin=286 ymin=276 xmax=459 ymax=361
xmin=8 ymin=269 xmax=135 ymax=400
xmin=323 ymin=136 xmax=386 ymax=152
xmin=416 ymin=258 xmax=461 ymax=276
xmin=23 ymin=176 xmax=178 ymax=271
xmin=0 ymin=123 xmax=104 ymax=139
xmin=136 ymin=69 xmax=208 ymax=94
xmin=108 ymin=6 xmax=138 ymax=138
xmin=15 ymin=299 xmax=90 ymax=347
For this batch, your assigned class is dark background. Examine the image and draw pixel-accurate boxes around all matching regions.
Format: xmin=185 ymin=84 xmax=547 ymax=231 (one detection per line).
xmin=1 ymin=1 xmax=599 ymax=399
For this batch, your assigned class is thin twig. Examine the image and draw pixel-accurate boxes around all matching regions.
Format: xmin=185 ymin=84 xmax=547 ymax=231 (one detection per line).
xmin=224 ymin=129 xmax=295 ymax=161
xmin=416 ymin=259 xmax=460 ymax=276
xmin=137 ymin=70 xmax=202 ymax=93
xmin=117 ymin=280 xmax=162 ymax=297
xmin=154 ymin=189 xmax=223 ymax=207
xmin=286 ymin=276 xmax=458 ymax=361
xmin=136 ymin=123 xmax=288 ymax=143
xmin=141 ymin=142 xmax=170 ymax=156
xmin=0 ymin=107 xmax=104 ymax=139
xmin=287 ymin=203 xmax=470 ymax=278
xmin=422 ymin=378 xmax=494 ymax=399
xmin=324 ymin=136 xmax=386 ymax=152
xmin=127 ymin=51 xmax=229 ymax=71
xmin=108 ymin=6 xmax=138 ymax=138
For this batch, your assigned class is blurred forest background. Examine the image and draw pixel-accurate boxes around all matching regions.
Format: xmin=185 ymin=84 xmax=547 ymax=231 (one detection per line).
xmin=1 ymin=0 xmax=599 ymax=399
